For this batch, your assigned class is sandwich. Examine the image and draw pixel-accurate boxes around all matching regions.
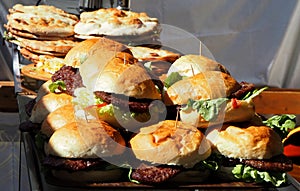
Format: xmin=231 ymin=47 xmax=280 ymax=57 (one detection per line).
xmin=163 ymin=70 xmax=257 ymax=128
xmin=42 ymin=118 xmax=127 ymax=182
xmin=206 ymin=124 xmax=293 ymax=187
xmin=128 ymin=120 xmax=212 ymax=185
xmin=67 ymin=38 xmax=165 ymax=132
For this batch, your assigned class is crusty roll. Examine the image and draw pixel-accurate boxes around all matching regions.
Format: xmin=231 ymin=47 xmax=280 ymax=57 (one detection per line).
xmin=78 ymin=37 xmax=130 ymax=91
xmin=180 ymin=99 xmax=256 ymax=128
xmin=164 ymin=71 xmax=241 ymax=105
xmin=45 ymin=119 xmax=126 ymax=158
xmin=206 ymin=125 xmax=283 ymax=159
xmin=130 ymin=120 xmax=211 ymax=168
xmin=93 ymin=52 xmax=161 ymax=99
xmin=41 ymin=104 xmax=75 ymax=137
xmin=29 ymin=93 xmax=73 ymax=123
xmin=64 ymin=38 xmax=100 ymax=68
xmin=167 ymin=54 xmax=229 ymax=77
xmin=35 ymin=80 xmax=52 ymax=102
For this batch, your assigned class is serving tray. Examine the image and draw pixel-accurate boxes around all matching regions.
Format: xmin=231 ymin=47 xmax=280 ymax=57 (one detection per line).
xmin=22 ymin=132 xmax=300 ymax=191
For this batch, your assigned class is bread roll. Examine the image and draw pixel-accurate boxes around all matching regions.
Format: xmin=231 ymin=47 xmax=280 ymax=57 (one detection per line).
xmin=41 ymin=104 xmax=75 ymax=137
xmin=29 ymin=93 xmax=73 ymax=123
xmin=64 ymin=38 xmax=99 ymax=68
xmin=167 ymin=54 xmax=229 ymax=77
xmin=180 ymin=99 xmax=256 ymax=128
xmin=45 ymin=119 xmax=126 ymax=158
xmin=130 ymin=120 xmax=211 ymax=168
xmin=164 ymin=71 xmax=241 ymax=105
xmin=206 ymin=125 xmax=283 ymax=159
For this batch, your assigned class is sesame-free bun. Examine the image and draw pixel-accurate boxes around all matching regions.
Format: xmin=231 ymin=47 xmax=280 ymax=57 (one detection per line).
xmin=64 ymin=38 xmax=100 ymax=68
xmin=164 ymin=71 xmax=241 ymax=105
xmin=206 ymin=125 xmax=283 ymax=159
xmin=167 ymin=54 xmax=229 ymax=77
xmin=29 ymin=93 xmax=73 ymax=123
xmin=45 ymin=119 xmax=126 ymax=158
xmin=180 ymin=99 xmax=256 ymax=128
xmin=130 ymin=120 xmax=211 ymax=168
xmin=41 ymin=104 xmax=75 ymax=137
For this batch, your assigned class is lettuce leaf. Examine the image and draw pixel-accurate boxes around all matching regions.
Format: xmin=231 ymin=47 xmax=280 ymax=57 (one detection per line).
xmin=263 ymin=114 xmax=296 ymax=139
xmin=232 ymin=164 xmax=288 ymax=187
xmin=181 ymin=98 xmax=228 ymax=121
xmin=49 ymin=80 xmax=66 ymax=93
xmin=164 ymin=72 xmax=185 ymax=88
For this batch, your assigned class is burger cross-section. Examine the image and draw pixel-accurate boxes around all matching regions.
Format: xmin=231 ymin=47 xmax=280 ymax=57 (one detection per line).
xmin=1 ymin=0 xmax=300 ymax=190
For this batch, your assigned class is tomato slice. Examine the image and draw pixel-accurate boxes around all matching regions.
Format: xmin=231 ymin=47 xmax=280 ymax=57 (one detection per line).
xmin=231 ymin=98 xmax=241 ymax=109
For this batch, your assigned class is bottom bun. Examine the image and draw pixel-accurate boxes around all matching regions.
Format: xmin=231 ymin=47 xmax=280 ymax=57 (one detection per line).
xmin=50 ymin=168 xmax=125 ymax=183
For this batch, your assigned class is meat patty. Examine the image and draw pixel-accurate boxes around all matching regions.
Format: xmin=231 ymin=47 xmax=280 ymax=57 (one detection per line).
xmin=131 ymin=163 xmax=183 ymax=184
xmin=42 ymin=155 xmax=110 ymax=171
xmin=94 ymin=91 xmax=156 ymax=113
xmin=222 ymin=154 xmax=293 ymax=172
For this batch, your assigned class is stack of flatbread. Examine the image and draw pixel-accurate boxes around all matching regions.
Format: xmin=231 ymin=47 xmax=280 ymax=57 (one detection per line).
xmin=5 ymin=4 xmax=79 ymax=74
xmin=74 ymin=8 xmax=161 ymax=47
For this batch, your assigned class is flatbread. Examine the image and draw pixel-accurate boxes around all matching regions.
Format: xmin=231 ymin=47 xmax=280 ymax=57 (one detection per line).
xmin=128 ymin=46 xmax=180 ymax=62
xmin=13 ymin=35 xmax=78 ymax=55
xmin=74 ymin=8 xmax=159 ymax=37
xmin=6 ymin=4 xmax=78 ymax=38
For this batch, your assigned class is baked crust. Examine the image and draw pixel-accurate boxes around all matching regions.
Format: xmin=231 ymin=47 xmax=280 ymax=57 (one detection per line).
xmin=130 ymin=120 xmax=211 ymax=168
xmin=74 ymin=8 xmax=159 ymax=37
xmin=206 ymin=125 xmax=283 ymax=159
xmin=164 ymin=71 xmax=241 ymax=105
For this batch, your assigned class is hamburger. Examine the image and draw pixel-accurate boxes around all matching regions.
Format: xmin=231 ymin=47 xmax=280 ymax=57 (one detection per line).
xmin=206 ymin=124 xmax=293 ymax=187
xmin=42 ymin=118 xmax=127 ymax=182
xmin=163 ymin=70 xmax=257 ymax=128
xmin=69 ymin=38 xmax=166 ymax=132
xmin=128 ymin=120 xmax=212 ymax=185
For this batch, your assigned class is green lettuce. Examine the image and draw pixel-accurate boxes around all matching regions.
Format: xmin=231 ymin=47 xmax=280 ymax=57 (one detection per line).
xmin=263 ymin=114 xmax=296 ymax=139
xmin=49 ymin=80 xmax=66 ymax=93
xmin=232 ymin=164 xmax=288 ymax=187
xmin=181 ymin=98 xmax=228 ymax=121
xmin=164 ymin=72 xmax=185 ymax=88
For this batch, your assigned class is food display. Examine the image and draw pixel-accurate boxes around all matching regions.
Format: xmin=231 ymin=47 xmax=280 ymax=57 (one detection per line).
xmin=3 ymin=3 xmax=298 ymax=190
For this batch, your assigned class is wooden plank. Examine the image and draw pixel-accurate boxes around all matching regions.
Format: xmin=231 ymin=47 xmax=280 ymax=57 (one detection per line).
xmin=253 ymin=88 xmax=300 ymax=114
xmin=0 ymin=81 xmax=18 ymax=112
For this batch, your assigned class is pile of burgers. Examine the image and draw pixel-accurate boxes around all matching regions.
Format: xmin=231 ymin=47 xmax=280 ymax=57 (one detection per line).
xmin=19 ymin=36 xmax=294 ymax=187
xmin=8 ymin=3 xmax=294 ymax=188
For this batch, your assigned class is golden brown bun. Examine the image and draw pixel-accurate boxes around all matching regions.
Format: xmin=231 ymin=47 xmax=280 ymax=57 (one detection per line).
xmin=41 ymin=104 xmax=75 ymax=137
xmin=64 ymin=38 xmax=99 ymax=68
xmin=164 ymin=71 xmax=241 ymax=105
xmin=45 ymin=119 xmax=126 ymax=158
xmin=206 ymin=125 xmax=283 ymax=159
xmin=78 ymin=37 xmax=130 ymax=91
xmin=180 ymin=99 xmax=256 ymax=128
xmin=83 ymin=51 xmax=161 ymax=99
xmin=167 ymin=54 xmax=230 ymax=77
xmin=130 ymin=120 xmax=211 ymax=168
xmin=29 ymin=93 xmax=73 ymax=123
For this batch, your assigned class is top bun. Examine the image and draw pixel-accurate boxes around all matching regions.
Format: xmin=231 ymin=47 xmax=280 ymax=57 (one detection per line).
xmin=45 ymin=119 xmax=126 ymax=158
xmin=164 ymin=71 xmax=241 ymax=105
xmin=64 ymin=38 xmax=100 ymax=68
xmin=130 ymin=120 xmax=211 ymax=168
xmin=167 ymin=54 xmax=229 ymax=77
xmin=206 ymin=125 xmax=283 ymax=159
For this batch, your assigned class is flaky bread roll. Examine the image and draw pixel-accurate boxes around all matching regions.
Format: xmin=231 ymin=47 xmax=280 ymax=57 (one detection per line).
xmin=45 ymin=119 xmax=126 ymax=158
xmin=180 ymin=99 xmax=256 ymax=128
xmin=41 ymin=104 xmax=75 ymax=137
xmin=130 ymin=120 xmax=211 ymax=168
xmin=167 ymin=54 xmax=229 ymax=77
xmin=164 ymin=71 xmax=241 ymax=105
xmin=206 ymin=125 xmax=283 ymax=159
xmin=29 ymin=93 xmax=73 ymax=123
